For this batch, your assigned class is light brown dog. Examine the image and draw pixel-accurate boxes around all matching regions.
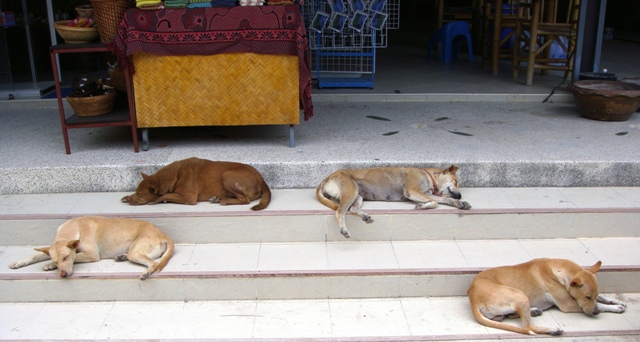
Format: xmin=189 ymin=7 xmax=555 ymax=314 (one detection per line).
xmin=9 ymin=216 xmax=174 ymax=280
xmin=316 ymin=165 xmax=471 ymax=238
xmin=121 ymin=157 xmax=271 ymax=210
xmin=467 ymin=258 xmax=627 ymax=335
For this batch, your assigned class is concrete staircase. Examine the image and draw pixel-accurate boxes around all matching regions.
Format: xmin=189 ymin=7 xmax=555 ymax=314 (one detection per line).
xmin=1 ymin=188 xmax=639 ymax=340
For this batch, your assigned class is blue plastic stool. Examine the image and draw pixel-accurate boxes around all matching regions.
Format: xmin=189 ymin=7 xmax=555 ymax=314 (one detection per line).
xmin=427 ymin=21 xmax=473 ymax=63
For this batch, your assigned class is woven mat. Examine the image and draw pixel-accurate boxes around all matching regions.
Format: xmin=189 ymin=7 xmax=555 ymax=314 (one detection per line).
xmin=133 ymin=52 xmax=300 ymax=128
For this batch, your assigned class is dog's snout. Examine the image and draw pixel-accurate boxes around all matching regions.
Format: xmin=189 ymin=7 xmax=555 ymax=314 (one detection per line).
xmin=593 ymin=310 xmax=600 ymax=316
xmin=59 ymin=271 xmax=68 ymax=278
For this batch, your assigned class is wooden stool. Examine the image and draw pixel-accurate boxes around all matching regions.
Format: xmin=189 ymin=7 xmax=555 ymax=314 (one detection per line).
xmin=512 ymin=0 xmax=581 ymax=85
xmin=482 ymin=0 xmax=518 ymax=74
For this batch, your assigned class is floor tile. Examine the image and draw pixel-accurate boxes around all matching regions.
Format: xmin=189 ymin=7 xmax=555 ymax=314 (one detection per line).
xmin=558 ymin=188 xmax=636 ymax=208
xmin=329 ymin=299 xmax=410 ymax=337
xmin=614 ymin=188 xmax=640 ymax=207
xmin=96 ymin=301 xmax=185 ymax=339
xmin=579 ymin=238 xmax=640 ymax=266
xmin=22 ymin=302 xmax=113 ymax=340
xmin=550 ymin=307 xmax=635 ymax=333
xmin=182 ymin=300 xmax=257 ymax=339
xmin=258 ymin=242 xmax=328 ymax=271
xmin=456 ymin=240 xmax=532 ymax=268
xmin=327 ymin=242 xmax=398 ymax=270
xmin=392 ymin=240 xmax=467 ymax=268
xmin=188 ymin=243 xmax=259 ymax=271
xmin=462 ymin=188 xmax=516 ymax=209
xmin=0 ymin=302 xmax=45 ymax=340
xmin=501 ymin=188 xmax=576 ymax=209
xmin=254 ymin=300 xmax=332 ymax=338
xmin=402 ymin=297 xmax=488 ymax=336
xmin=517 ymin=239 xmax=600 ymax=265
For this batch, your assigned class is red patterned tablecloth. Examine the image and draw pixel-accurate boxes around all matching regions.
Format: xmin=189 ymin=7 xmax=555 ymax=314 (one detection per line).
xmin=110 ymin=5 xmax=312 ymax=120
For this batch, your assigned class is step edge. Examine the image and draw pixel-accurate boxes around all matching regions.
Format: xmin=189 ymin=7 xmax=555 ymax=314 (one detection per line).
xmin=3 ymin=265 xmax=638 ymax=281
xmin=2 ymin=207 xmax=639 ymax=221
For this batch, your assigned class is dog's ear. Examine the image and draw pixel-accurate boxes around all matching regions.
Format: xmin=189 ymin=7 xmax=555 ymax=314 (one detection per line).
xmin=445 ymin=165 xmax=459 ymax=174
xmin=587 ymin=260 xmax=602 ymax=274
xmin=35 ymin=247 xmax=50 ymax=255
xmin=149 ymin=184 xmax=159 ymax=195
xmin=569 ymin=275 xmax=585 ymax=288
xmin=141 ymin=172 xmax=149 ymax=179
xmin=67 ymin=240 xmax=80 ymax=250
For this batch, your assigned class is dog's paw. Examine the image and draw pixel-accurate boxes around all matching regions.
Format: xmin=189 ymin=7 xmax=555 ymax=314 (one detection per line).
xmin=415 ymin=201 xmax=437 ymax=210
xmin=550 ymin=328 xmax=563 ymax=336
xmin=9 ymin=261 xmax=24 ymax=269
xmin=43 ymin=262 xmax=57 ymax=271
xmin=209 ymin=196 xmax=220 ymax=203
xmin=121 ymin=196 xmax=130 ymax=203
xmin=530 ymin=307 xmax=543 ymax=317
xmin=362 ymin=215 xmax=374 ymax=224
xmin=140 ymin=272 xmax=149 ymax=281
xmin=340 ymin=229 xmax=351 ymax=239
xmin=115 ymin=254 xmax=128 ymax=262
xmin=458 ymin=201 xmax=472 ymax=210
xmin=613 ymin=304 xmax=627 ymax=313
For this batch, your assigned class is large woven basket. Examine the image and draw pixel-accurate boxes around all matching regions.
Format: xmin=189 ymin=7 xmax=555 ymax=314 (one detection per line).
xmin=53 ymin=20 xmax=99 ymax=44
xmin=66 ymin=91 xmax=117 ymax=116
xmin=90 ymin=0 xmax=134 ymax=43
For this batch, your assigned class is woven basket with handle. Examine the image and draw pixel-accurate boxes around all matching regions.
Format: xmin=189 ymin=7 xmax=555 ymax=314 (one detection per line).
xmin=90 ymin=0 xmax=134 ymax=43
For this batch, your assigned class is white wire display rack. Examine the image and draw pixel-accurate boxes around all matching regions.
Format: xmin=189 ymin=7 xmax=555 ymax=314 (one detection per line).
xmin=301 ymin=0 xmax=399 ymax=88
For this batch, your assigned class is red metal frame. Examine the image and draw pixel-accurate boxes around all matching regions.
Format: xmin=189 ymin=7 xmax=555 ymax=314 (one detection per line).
xmin=49 ymin=43 xmax=139 ymax=154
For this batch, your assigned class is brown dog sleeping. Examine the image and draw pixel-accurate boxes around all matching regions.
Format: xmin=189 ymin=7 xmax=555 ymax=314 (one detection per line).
xmin=121 ymin=157 xmax=271 ymax=210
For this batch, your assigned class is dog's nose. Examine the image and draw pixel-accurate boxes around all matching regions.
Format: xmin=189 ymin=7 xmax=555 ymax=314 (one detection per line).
xmin=60 ymin=271 xmax=68 ymax=278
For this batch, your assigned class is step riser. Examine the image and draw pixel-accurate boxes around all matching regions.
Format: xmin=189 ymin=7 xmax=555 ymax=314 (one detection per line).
xmin=3 ymin=161 xmax=640 ymax=195
xmin=1 ymin=272 xmax=636 ymax=303
xmin=3 ymin=212 xmax=639 ymax=246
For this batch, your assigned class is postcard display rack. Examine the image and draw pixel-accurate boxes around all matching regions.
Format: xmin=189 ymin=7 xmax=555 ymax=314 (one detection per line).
xmin=302 ymin=0 xmax=399 ymax=88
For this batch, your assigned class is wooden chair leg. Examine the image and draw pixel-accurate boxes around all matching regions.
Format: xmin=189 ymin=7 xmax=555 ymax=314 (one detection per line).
xmin=491 ymin=0 xmax=503 ymax=74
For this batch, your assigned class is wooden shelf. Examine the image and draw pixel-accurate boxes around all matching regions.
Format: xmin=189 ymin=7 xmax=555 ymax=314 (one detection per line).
xmin=49 ymin=43 xmax=139 ymax=154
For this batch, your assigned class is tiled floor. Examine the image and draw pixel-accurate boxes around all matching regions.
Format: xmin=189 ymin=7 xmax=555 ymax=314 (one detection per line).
xmin=1 ymin=294 xmax=638 ymax=340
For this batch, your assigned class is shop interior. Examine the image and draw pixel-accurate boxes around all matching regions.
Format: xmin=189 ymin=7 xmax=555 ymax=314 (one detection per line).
xmin=0 ymin=0 xmax=638 ymax=100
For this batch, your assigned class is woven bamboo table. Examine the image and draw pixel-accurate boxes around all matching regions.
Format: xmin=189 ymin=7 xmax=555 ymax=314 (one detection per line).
xmin=111 ymin=6 xmax=314 ymax=150
xmin=133 ymin=52 xmax=300 ymax=150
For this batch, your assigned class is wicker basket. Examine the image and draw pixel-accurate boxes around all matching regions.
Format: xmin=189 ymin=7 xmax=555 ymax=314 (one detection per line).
xmin=66 ymin=91 xmax=117 ymax=116
xmin=53 ymin=20 xmax=99 ymax=44
xmin=109 ymin=63 xmax=127 ymax=92
xmin=75 ymin=5 xmax=94 ymax=18
xmin=90 ymin=0 xmax=134 ymax=43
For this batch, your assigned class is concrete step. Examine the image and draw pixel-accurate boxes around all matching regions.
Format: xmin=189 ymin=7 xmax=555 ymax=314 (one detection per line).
xmin=2 ymin=295 xmax=639 ymax=340
xmin=2 ymin=188 xmax=639 ymax=245
xmin=1 ymin=187 xmax=639 ymax=303
xmin=1 ymin=188 xmax=639 ymax=340
xmin=2 ymin=238 xmax=639 ymax=302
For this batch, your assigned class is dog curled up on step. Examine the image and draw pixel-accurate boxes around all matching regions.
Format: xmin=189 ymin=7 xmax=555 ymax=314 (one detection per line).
xmin=9 ymin=216 xmax=174 ymax=280
xmin=121 ymin=157 xmax=271 ymax=210
xmin=467 ymin=258 xmax=627 ymax=336
xmin=316 ymin=165 xmax=471 ymax=238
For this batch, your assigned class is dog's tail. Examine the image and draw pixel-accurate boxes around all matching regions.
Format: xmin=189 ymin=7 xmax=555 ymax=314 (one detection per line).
xmin=316 ymin=181 xmax=339 ymax=210
xmin=251 ymin=179 xmax=272 ymax=210
xmin=154 ymin=239 xmax=175 ymax=274
xmin=470 ymin=302 xmax=537 ymax=335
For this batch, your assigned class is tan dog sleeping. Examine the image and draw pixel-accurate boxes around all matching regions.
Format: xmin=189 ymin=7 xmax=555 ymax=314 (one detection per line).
xmin=316 ymin=165 xmax=471 ymax=238
xmin=9 ymin=216 xmax=174 ymax=280
xmin=467 ymin=258 xmax=627 ymax=335
xmin=122 ymin=157 xmax=271 ymax=210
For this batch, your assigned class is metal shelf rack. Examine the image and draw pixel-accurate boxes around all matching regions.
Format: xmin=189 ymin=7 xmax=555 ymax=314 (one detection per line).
xmin=301 ymin=0 xmax=399 ymax=89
